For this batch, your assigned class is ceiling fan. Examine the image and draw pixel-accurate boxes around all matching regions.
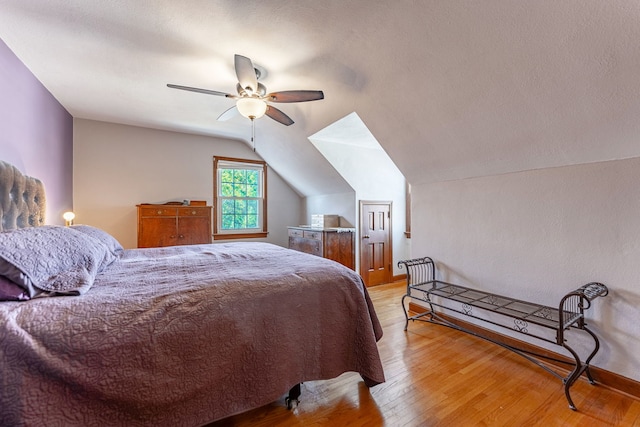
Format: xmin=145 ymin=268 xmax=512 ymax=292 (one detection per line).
xmin=167 ymin=54 xmax=324 ymax=126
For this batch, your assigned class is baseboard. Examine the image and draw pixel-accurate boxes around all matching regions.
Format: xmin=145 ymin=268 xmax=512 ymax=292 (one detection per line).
xmin=408 ymin=302 xmax=640 ymax=399
xmin=392 ymin=273 xmax=406 ymax=283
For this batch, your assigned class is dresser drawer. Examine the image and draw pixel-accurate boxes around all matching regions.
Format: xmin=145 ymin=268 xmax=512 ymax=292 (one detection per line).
xmin=178 ymin=207 xmax=211 ymax=217
xmin=288 ymin=228 xmax=304 ymax=238
xmin=303 ymin=230 xmax=323 ymax=241
xmin=140 ymin=207 xmax=177 ymax=217
xmin=289 ymin=236 xmax=322 ymax=257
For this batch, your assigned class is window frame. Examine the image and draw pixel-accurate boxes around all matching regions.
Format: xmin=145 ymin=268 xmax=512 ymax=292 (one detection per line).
xmin=213 ymin=156 xmax=268 ymax=240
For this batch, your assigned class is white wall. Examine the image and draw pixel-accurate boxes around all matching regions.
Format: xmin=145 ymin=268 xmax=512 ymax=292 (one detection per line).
xmin=303 ymin=192 xmax=356 ymax=227
xmin=73 ymin=119 xmax=302 ymax=249
xmin=316 ymin=142 xmax=409 ymax=276
xmin=308 ymin=113 xmax=411 ymax=276
xmin=411 ymin=156 xmax=640 ymax=381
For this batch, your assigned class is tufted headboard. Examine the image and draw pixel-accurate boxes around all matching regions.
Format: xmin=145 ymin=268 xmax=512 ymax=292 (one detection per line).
xmin=0 ymin=160 xmax=46 ymax=231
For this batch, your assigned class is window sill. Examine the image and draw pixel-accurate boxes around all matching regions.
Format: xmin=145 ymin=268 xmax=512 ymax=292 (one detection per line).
xmin=213 ymin=232 xmax=268 ymax=240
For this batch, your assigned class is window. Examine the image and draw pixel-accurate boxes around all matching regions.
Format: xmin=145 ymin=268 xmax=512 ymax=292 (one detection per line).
xmin=213 ymin=156 xmax=267 ymax=239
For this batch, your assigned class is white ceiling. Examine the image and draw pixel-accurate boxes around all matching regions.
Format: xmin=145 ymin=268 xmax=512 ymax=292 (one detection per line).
xmin=2 ymin=1 xmax=640 ymax=196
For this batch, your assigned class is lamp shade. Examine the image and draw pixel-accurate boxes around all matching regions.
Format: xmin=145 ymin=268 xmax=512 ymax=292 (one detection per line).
xmin=236 ymin=97 xmax=267 ymax=119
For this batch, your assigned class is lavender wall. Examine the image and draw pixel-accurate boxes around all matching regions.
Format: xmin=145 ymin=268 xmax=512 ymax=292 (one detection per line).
xmin=0 ymin=38 xmax=73 ymax=225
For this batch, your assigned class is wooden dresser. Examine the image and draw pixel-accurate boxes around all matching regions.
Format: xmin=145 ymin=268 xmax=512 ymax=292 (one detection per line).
xmin=287 ymin=226 xmax=355 ymax=270
xmin=137 ymin=204 xmax=212 ymax=248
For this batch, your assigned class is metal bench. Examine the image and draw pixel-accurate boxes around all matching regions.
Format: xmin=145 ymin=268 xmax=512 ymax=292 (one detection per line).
xmin=399 ymin=256 xmax=608 ymax=410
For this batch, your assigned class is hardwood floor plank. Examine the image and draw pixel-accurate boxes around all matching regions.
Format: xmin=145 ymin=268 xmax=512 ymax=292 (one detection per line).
xmin=209 ymin=281 xmax=640 ymax=426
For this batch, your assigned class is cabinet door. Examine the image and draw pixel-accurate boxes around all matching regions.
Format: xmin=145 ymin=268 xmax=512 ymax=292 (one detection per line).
xmin=139 ymin=216 xmax=178 ymax=248
xmin=178 ymin=216 xmax=211 ymax=245
xmin=324 ymin=232 xmax=355 ymax=269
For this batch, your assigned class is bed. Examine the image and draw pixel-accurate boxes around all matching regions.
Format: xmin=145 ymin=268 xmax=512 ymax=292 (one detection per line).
xmin=0 ymin=160 xmax=385 ymax=426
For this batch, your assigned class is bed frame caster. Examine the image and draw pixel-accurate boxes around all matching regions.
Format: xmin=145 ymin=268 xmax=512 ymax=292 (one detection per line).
xmin=285 ymin=383 xmax=301 ymax=410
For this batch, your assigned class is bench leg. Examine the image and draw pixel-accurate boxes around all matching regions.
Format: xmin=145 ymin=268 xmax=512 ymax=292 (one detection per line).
xmin=285 ymin=383 xmax=301 ymax=410
xmin=561 ymin=343 xmax=583 ymax=411
xmin=582 ymin=325 xmax=601 ymax=385
xmin=562 ymin=323 xmax=603 ymax=410
xmin=402 ymin=294 xmax=436 ymax=332
xmin=401 ymin=294 xmax=410 ymax=331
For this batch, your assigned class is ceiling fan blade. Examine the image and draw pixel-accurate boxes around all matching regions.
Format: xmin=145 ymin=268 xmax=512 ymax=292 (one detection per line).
xmin=265 ymin=105 xmax=294 ymax=126
xmin=267 ymin=90 xmax=325 ymax=103
xmin=217 ymin=105 xmax=239 ymax=121
xmin=167 ymin=84 xmax=234 ymax=98
xmin=234 ymin=54 xmax=258 ymax=94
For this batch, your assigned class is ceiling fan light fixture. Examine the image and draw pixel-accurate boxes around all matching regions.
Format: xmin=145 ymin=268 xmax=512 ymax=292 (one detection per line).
xmin=236 ymin=97 xmax=267 ymax=119
xmin=168 ymin=54 xmax=323 ymax=126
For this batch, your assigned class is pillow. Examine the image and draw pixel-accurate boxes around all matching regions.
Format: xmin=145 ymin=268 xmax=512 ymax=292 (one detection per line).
xmin=71 ymin=224 xmax=124 ymax=259
xmin=0 ymin=225 xmax=115 ymax=298
xmin=0 ymin=275 xmax=29 ymax=301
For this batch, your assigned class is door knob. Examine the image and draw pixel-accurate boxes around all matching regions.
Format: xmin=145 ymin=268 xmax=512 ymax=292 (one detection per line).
xmin=363 ymin=235 xmax=370 ymax=239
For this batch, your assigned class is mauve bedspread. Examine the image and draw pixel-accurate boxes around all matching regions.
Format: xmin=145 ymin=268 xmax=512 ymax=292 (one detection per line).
xmin=0 ymin=242 xmax=384 ymax=426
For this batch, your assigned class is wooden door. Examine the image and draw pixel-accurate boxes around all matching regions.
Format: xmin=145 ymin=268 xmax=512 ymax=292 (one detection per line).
xmin=359 ymin=201 xmax=392 ymax=286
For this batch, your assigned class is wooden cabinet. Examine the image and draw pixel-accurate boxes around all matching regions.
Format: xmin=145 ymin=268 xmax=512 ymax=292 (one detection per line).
xmin=287 ymin=226 xmax=355 ymax=270
xmin=137 ymin=204 xmax=212 ymax=248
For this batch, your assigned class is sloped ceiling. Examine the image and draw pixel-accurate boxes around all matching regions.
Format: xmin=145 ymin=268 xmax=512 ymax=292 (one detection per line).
xmin=2 ymin=1 xmax=640 ymax=194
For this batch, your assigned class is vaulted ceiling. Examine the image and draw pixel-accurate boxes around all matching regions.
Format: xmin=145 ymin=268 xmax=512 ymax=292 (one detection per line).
xmin=2 ymin=1 xmax=640 ymax=197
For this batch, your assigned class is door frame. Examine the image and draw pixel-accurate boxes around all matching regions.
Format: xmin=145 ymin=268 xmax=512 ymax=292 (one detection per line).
xmin=359 ymin=200 xmax=393 ymax=286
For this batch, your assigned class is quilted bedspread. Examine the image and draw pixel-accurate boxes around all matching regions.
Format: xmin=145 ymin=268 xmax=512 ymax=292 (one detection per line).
xmin=0 ymin=242 xmax=384 ymax=426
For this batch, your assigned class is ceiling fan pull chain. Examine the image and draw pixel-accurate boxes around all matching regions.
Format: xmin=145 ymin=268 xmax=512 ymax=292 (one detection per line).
xmin=251 ymin=118 xmax=256 ymax=152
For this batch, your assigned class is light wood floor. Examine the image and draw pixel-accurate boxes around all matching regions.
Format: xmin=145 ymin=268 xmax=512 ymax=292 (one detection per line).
xmin=210 ymin=281 xmax=640 ymax=426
